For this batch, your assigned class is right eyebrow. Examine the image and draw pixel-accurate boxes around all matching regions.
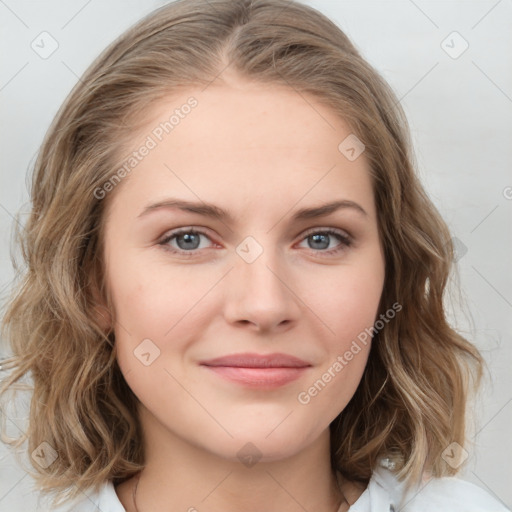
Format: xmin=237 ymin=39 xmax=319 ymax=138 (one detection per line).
xmin=137 ymin=198 xmax=235 ymax=223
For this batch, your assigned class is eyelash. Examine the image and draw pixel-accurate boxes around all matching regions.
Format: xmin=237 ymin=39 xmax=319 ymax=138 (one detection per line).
xmin=158 ymin=227 xmax=353 ymax=257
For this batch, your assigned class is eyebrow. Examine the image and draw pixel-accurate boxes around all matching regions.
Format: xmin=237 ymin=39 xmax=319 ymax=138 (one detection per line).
xmin=137 ymin=198 xmax=368 ymax=222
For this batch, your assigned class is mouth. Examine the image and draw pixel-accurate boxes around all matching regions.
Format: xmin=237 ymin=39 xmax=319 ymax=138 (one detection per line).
xmin=199 ymin=352 xmax=312 ymax=388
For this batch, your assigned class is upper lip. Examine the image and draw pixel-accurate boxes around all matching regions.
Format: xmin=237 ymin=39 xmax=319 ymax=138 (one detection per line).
xmin=200 ymin=352 xmax=311 ymax=368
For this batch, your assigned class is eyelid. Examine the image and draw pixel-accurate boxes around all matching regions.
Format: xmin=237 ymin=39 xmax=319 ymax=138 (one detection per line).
xmin=158 ymin=227 xmax=218 ymax=253
xmin=158 ymin=225 xmax=352 ymax=242
xmin=294 ymin=227 xmax=353 ymax=255
xmin=158 ymin=225 xmax=353 ymax=256
xmin=299 ymin=226 xmax=352 ymax=240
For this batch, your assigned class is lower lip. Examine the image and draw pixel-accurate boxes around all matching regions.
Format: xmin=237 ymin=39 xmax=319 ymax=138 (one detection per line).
xmin=202 ymin=366 xmax=309 ymax=388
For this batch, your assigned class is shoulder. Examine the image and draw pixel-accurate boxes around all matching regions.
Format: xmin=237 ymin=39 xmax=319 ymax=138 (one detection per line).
xmin=371 ymin=463 xmax=510 ymax=512
xmin=44 ymin=480 xmax=126 ymax=512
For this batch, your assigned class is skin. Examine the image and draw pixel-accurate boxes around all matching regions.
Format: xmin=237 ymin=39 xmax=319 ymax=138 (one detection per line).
xmin=101 ymin=73 xmax=385 ymax=511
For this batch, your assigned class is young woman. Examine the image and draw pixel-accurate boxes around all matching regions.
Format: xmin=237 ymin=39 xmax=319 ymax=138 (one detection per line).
xmin=0 ymin=0 xmax=508 ymax=511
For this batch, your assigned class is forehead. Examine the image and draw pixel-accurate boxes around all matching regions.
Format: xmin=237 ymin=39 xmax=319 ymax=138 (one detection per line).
xmin=105 ymin=82 xmax=376 ymax=222
xmin=137 ymin=82 xmax=351 ymax=155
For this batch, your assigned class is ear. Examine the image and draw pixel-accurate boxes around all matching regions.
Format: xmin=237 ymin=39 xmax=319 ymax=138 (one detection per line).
xmin=89 ymin=277 xmax=113 ymax=334
xmin=92 ymin=302 xmax=113 ymax=333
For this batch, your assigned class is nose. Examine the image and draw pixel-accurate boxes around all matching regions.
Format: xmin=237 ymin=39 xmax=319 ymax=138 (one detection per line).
xmin=223 ymin=246 xmax=301 ymax=333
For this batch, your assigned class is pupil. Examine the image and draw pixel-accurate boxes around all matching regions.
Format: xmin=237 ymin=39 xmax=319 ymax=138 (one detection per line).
xmin=310 ymin=233 xmax=329 ymax=250
xmin=178 ymin=233 xmax=200 ymax=250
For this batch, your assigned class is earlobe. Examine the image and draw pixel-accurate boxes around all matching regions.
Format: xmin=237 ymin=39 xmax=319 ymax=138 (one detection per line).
xmin=89 ymin=279 xmax=113 ymax=333
xmin=92 ymin=302 xmax=113 ymax=333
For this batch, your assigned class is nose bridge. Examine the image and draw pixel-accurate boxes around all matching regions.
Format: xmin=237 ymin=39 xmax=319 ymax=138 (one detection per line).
xmin=237 ymin=236 xmax=290 ymax=301
xmin=223 ymin=234 xmax=299 ymax=330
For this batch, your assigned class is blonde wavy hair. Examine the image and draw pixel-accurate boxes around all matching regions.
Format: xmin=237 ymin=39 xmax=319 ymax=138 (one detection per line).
xmin=0 ymin=0 xmax=484 ymax=507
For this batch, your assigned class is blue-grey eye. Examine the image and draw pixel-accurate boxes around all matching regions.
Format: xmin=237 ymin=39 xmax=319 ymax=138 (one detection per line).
xmin=175 ymin=231 xmax=202 ymax=250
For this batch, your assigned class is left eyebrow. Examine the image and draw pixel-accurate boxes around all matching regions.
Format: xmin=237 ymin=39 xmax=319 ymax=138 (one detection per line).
xmin=137 ymin=198 xmax=368 ymax=222
xmin=291 ymin=199 xmax=368 ymax=220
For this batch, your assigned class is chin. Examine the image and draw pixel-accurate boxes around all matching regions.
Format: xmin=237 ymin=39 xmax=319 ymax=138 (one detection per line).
xmin=199 ymin=422 xmax=321 ymax=464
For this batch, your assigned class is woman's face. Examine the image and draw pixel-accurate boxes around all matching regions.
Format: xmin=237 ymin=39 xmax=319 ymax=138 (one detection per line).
xmin=101 ymin=78 xmax=385 ymax=463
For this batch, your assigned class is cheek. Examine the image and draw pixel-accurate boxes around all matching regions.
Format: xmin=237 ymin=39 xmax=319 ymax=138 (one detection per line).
xmin=107 ymin=253 xmax=214 ymax=371
xmin=304 ymin=258 xmax=384 ymax=346
xmin=108 ymin=250 xmax=195 ymax=332
xmin=295 ymin=262 xmax=383 ymax=416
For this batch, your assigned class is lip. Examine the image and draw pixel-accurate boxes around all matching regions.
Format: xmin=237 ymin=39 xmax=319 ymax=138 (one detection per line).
xmin=200 ymin=352 xmax=312 ymax=388
xmin=201 ymin=352 xmax=311 ymax=368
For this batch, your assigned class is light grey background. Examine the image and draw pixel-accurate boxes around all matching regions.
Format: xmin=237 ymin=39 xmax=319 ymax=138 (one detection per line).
xmin=1 ymin=0 xmax=511 ymax=510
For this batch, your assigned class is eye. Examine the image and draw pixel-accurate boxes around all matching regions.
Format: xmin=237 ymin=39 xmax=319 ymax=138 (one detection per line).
xmin=158 ymin=228 xmax=215 ymax=255
xmin=297 ymin=228 xmax=352 ymax=255
xmin=158 ymin=227 xmax=353 ymax=257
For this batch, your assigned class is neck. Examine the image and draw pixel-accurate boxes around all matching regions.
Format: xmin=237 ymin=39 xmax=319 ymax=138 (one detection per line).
xmin=127 ymin=405 xmax=345 ymax=512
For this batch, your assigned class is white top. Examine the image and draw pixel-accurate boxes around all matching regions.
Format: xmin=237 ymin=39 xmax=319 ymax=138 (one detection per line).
xmin=50 ymin=461 xmax=510 ymax=512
